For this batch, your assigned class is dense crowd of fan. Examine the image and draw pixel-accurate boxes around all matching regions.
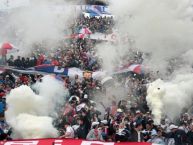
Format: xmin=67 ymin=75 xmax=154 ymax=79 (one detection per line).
xmin=7 ymin=39 xmax=101 ymax=71
xmin=0 ymin=6 xmax=193 ymax=145
xmin=0 ymin=72 xmax=193 ymax=144
xmin=73 ymin=16 xmax=114 ymax=34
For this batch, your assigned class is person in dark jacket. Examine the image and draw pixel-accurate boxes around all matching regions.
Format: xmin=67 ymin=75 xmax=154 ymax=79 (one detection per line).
xmin=7 ymin=55 xmax=14 ymax=66
xmin=25 ymin=58 xmax=30 ymax=68
xmin=29 ymin=56 xmax=37 ymax=67
xmin=21 ymin=57 xmax=26 ymax=68
xmin=0 ymin=128 xmax=7 ymax=140
xmin=14 ymin=56 xmax=22 ymax=68
xmin=142 ymin=121 xmax=157 ymax=142
xmin=186 ymin=123 xmax=193 ymax=145
xmin=129 ymin=122 xmax=144 ymax=142
xmin=81 ymin=109 xmax=91 ymax=135
xmin=76 ymin=117 xmax=88 ymax=139
xmin=164 ymin=124 xmax=187 ymax=145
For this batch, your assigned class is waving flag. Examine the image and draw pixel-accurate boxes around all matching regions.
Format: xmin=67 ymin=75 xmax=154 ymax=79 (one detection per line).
xmin=0 ymin=42 xmax=19 ymax=55
xmin=128 ymin=64 xmax=143 ymax=74
xmin=115 ymin=64 xmax=144 ymax=75
xmin=1 ymin=42 xmax=14 ymax=50
xmin=78 ymin=27 xmax=92 ymax=39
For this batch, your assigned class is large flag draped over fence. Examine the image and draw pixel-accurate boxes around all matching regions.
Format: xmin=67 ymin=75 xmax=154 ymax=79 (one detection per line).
xmin=34 ymin=65 xmax=106 ymax=79
xmin=0 ymin=64 xmax=144 ymax=79
xmin=2 ymin=139 xmax=157 ymax=145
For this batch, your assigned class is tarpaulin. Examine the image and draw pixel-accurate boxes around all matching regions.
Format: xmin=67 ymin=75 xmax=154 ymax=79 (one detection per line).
xmin=2 ymin=139 xmax=157 ymax=145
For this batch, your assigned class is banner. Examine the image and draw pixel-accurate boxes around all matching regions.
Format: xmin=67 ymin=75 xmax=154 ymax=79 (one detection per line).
xmin=1 ymin=64 xmax=143 ymax=80
xmin=76 ymin=5 xmax=110 ymax=14
xmin=35 ymin=65 xmax=68 ymax=75
xmin=89 ymin=33 xmax=117 ymax=42
xmin=2 ymin=139 xmax=156 ymax=145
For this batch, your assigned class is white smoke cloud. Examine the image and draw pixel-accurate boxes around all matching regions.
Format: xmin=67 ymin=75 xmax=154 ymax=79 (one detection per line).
xmin=32 ymin=75 xmax=67 ymax=117
xmin=146 ymin=79 xmax=165 ymax=124
xmin=181 ymin=49 xmax=193 ymax=67
xmin=147 ymin=73 xmax=193 ymax=124
xmin=5 ymin=75 xmax=67 ymax=139
xmin=0 ymin=0 xmax=78 ymax=55
xmin=12 ymin=114 xmax=58 ymax=139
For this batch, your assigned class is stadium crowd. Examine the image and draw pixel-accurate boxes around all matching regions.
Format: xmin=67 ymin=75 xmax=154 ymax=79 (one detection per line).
xmin=6 ymin=39 xmax=102 ymax=71
xmin=0 ymin=5 xmax=193 ymax=145
xmin=73 ymin=16 xmax=114 ymax=34
xmin=0 ymin=72 xmax=193 ymax=145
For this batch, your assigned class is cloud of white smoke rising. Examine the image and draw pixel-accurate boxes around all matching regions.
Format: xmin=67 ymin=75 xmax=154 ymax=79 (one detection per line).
xmin=0 ymin=0 xmax=78 ymax=55
xmin=147 ymin=74 xmax=193 ymax=124
xmin=5 ymin=75 xmax=67 ymax=139
xmin=146 ymin=79 xmax=165 ymax=125
xmin=32 ymin=75 xmax=67 ymax=117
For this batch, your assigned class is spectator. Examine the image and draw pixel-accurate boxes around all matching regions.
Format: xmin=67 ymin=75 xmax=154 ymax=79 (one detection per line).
xmin=142 ymin=121 xmax=157 ymax=141
xmin=100 ymin=120 xmax=109 ymax=141
xmin=25 ymin=58 xmax=30 ymax=68
xmin=86 ymin=122 xmax=104 ymax=141
xmin=186 ymin=123 xmax=193 ymax=145
xmin=164 ymin=124 xmax=187 ymax=145
xmin=14 ymin=56 xmax=22 ymax=68
xmin=147 ymin=129 xmax=165 ymax=145
xmin=115 ymin=123 xmax=130 ymax=142
xmin=59 ymin=122 xmax=74 ymax=139
xmin=129 ymin=123 xmax=144 ymax=142
xmin=76 ymin=117 xmax=88 ymax=139
xmin=7 ymin=55 xmax=14 ymax=66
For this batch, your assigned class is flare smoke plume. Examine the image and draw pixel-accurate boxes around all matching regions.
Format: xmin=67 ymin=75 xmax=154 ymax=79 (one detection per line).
xmin=5 ymin=76 xmax=67 ymax=139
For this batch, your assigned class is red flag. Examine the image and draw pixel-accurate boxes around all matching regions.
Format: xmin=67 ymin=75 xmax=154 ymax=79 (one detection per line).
xmin=1 ymin=42 xmax=14 ymax=50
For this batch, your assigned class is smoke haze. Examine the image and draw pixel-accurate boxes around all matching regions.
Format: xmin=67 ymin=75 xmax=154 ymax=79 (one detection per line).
xmin=105 ymin=0 xmax=193 ymax=124
xmin=0 ymin=0 xmax=78 ymax=55
xmin=109 ymin=0 xmax=193 ymax=73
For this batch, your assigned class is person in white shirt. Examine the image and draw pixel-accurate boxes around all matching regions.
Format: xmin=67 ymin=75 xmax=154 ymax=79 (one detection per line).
xmin=60 ymin=122 xmax=74 ymax=138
